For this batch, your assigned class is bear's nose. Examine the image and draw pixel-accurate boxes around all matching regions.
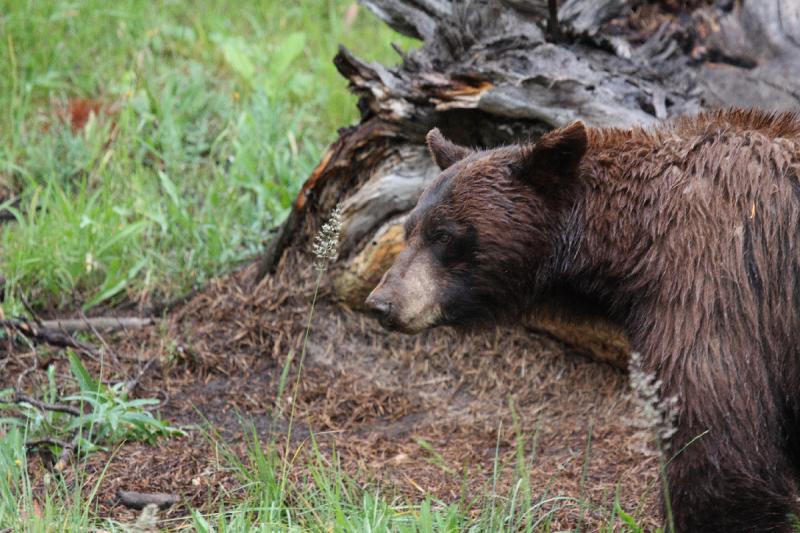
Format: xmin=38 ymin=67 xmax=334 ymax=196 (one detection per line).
xmin=365 ymin=293 xmax=392 ymax=320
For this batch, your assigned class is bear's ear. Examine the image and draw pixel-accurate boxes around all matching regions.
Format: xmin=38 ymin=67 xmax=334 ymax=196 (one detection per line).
xmin=426 ymin=128 xmax=472 ymax=170
xmin=515 ymin=121 xmax=588 ymax=188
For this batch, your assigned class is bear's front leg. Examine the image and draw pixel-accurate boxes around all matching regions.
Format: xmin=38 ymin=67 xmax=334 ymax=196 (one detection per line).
xmin=664 ymin=417 xmax=799 ymax=532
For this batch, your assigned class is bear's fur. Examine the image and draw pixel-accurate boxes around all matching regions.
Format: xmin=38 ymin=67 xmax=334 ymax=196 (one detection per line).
xmin=366 ymin=109 xmax=800 ymax=531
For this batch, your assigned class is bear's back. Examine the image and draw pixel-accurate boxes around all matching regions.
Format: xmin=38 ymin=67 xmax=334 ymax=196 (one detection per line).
xmin=583 ymin=109 xmax=800 ymax=338
xmin=670 ymin=108 xmax=800 ymax=142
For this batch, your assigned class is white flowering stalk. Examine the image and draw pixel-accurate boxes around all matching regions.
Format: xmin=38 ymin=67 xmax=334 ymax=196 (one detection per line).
xmin=627 ymin=351 xmax=678 ymax=449
xmin=281 ymin=204 xmax=344 ymax=451
xmin=312 ymin=204 xmax=343 ymax=271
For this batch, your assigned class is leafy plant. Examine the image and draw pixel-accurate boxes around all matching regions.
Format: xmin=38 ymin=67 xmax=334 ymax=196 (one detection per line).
xmin=0 ymin=352 xmax=183 ymax=460
xmin=64 ymin=352 xmax=184 ymax=448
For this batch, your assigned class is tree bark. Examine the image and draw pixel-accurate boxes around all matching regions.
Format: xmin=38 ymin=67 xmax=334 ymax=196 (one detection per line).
xmin=255 ymin=0 xmax=800 ymax=368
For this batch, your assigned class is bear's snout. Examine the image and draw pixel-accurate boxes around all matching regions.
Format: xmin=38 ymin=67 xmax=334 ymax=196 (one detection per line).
xmin=365 ymin=286 xmax=405 ymax=332
xmin=365 ymin=290 xmax=392 ymax=321
xmin=365 ymin=248 xmax=442 ymax=334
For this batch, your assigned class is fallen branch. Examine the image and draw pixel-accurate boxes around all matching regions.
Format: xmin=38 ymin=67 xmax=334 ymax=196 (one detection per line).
xmin=1 ymin=318 xmax=99 ymax=356
xmin=20 ymin=427 xmax=80 ymax=472
xmin=40 ymin=316 xmax=154 ymax=333
xmin=24 ymin=437 xmax=72 ymax=449
xmin=53 ymin=434 xmax=79 ymax=472
xmin=117 ymin=490 xmax=180 ymax=510
xmin=14 ymin=392 xmax=81 ymax=417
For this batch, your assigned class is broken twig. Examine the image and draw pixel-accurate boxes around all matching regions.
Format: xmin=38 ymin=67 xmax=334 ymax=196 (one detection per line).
xmin=53 ymin=433 xmax=79 ymax=472
xmin=24 ymin=432 xmax=81 ymax=472
xmin=25 ymin=437 xmax=72 ymax=449
xmin=41 ymin=316 xmax=154 ymax=333
xmin=14 ymin=392 xmax=81 ymax=417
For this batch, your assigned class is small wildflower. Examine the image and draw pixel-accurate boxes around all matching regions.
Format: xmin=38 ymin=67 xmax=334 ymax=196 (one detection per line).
xmin=626 ymin=352 xmax=678 ymax=450
xmin=233 ymin=90 xmax=240 ymax=102
xmin=84 ymin=252 xmax=98 ymax=273
xmin=312 ymin=204 xmax=343 ymax=271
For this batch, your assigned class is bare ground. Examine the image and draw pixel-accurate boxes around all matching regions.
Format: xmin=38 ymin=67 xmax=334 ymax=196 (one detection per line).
xmin=4 ymin=254 xmax=659 ymax=529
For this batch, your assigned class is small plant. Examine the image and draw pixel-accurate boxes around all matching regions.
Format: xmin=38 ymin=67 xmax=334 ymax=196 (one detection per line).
xmin=0 ymin=351 xmax=183 ymax=463
xmin=311 ymin=203 xmax=343 ymax=271
xmin=64 ymin=352 xmax=185 ymax=448
xmin=626 ymin=351 xmax=679 ymax=532
xmin=626 ymin=352 xmax=677 ymax=449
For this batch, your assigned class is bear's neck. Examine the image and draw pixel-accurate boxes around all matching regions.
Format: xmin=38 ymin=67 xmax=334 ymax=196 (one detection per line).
xmin=552 ymin=127 xmax=659 ymax=321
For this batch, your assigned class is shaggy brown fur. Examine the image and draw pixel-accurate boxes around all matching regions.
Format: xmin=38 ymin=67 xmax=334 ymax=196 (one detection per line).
xmin=367 ymin=109 xmax=800 ymax=531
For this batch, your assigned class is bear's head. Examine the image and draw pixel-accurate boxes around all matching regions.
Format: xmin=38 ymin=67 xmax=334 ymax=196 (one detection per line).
xmin=365 ymin=121 xmax=588 ymax=333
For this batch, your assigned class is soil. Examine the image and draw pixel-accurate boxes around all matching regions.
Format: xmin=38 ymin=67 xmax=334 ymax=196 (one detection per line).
xmin=2 ymin=253 xmax=659 ymax=530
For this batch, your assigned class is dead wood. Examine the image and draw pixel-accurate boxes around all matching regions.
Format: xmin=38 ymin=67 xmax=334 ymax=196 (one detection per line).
xmin=116 ymin=490 xmax=180 ymax=510
xmin=14 ymin=392 xmax=82 ymax=417
xmin=1 ymin=318 xmax=99 ymax=356
xmin=25 ymin=437 xmax=73 ymax=450
xmin=14 ymin=393 xmax=83 ymax=471
xmin=254 ymin=0 xmax=800 ymax=367
xmin=40 ymin=316 xmax=154 ymax=333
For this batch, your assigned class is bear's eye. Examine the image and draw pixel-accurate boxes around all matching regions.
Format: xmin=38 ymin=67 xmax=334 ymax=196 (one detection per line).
xmin=434 ymin=232 xmax=451 ymax=245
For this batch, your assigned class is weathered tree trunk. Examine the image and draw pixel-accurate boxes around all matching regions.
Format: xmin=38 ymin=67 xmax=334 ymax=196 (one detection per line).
xmin=255 ymin=0 xmax=800 ymax=368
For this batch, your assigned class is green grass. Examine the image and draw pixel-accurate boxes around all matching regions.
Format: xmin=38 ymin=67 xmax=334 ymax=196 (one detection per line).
xmin=0 ymin=427 xmax=98 ymax=531
xmin=0 ymin=0 xmax=414 ymax=312
xmin=189 ymin=429 xmax=570 ymax=533
xmin=0 ymin=420 xmax=653 ymax=532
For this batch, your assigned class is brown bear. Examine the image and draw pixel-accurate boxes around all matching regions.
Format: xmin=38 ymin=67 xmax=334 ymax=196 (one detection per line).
xmin=365 ymin=109 xmax=800 ymax=532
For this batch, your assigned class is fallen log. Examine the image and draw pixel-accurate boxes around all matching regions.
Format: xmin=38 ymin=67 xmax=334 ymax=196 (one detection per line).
xmin=256 ymin=0 xmax=800 ymax=368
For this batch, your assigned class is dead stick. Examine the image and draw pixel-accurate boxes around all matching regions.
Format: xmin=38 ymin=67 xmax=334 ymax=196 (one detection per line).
xmin=40 ymin=317 xmax=154 ymax=333
xmin=117 ymin=490 xmax=179 ymax=510
xmin=1 ymin=318 xmax=99 ymax=356
xmin=25 ymin=437 xmax=72 ymax=449
xmin=53 ymin=433 xmax=79 ymax=472
xmin=14 ymin=393 xmax=81 ymax=417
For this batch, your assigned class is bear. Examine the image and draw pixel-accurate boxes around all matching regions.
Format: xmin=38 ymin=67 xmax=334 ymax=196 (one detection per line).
xmin=365 ymin=109 xmax=800 ymax=532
